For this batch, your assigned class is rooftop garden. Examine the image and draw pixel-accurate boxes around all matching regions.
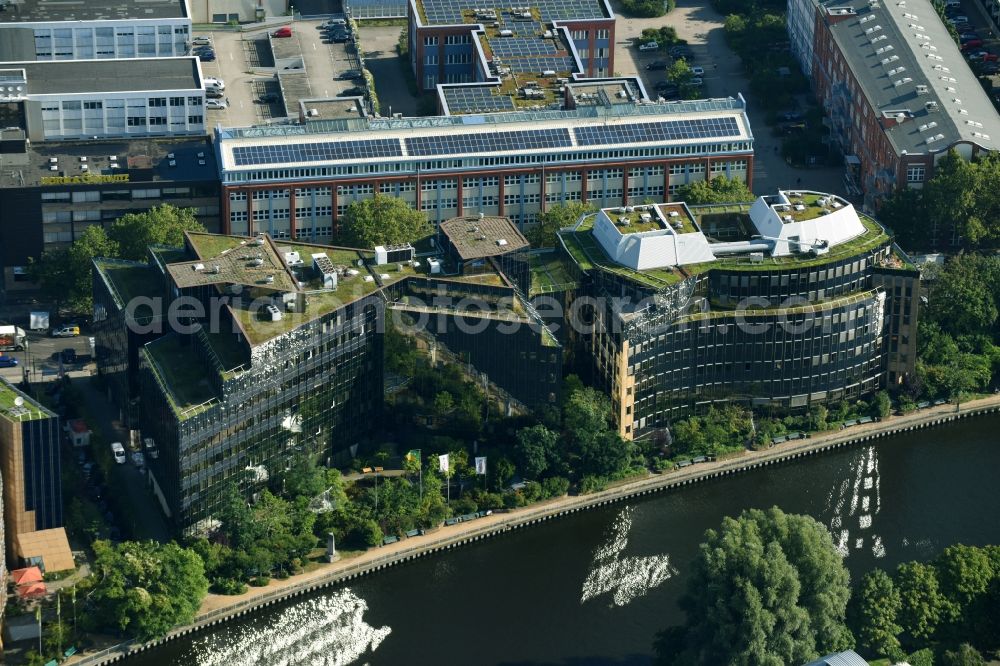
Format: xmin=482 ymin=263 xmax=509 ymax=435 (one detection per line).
xmin=0 ymin=382 xmax=48 ymax=422
xmin=560 ymin=226 xmax=683 ymax=289
xmin=202 ymin=327 xmax=249 ymax=379
xmin=144 ymin=336 xmax=218 ymax=420
xmin=657 ymin=204 xmax=698 ymax=234
xmin=187 ymin=233 xmax=248 ymax=260
xmin=776 ymin=192 xmax=848 ymax=223
xmin=98 ymin=261 xmax=162 ymax=305
xmin=529 ymin=252 xmax=578 ymax=295
xmin=608 ymin=209 xmax=665 ymax=233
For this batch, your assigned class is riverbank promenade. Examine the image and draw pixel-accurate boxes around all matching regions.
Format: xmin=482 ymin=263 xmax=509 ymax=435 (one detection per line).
xmin=69 ymin=393 xmax=1000 ymax=665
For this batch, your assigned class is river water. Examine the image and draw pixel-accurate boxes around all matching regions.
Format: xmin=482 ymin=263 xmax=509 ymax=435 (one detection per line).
xmin=132 ymin=415 xmax=1000 ymax=666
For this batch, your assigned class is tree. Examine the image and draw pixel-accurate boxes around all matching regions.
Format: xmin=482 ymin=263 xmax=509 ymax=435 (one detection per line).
xmin=942 ymin=643 xmax=986 ymax=666
xmin=279 ymin=452 xmax=327 ymax=500
xmin=666 ymin=58 xmax=693 ymax=85
xmin=89 ymin=540 xmax=208 ymax=640
xmin=340 ymin=194 xmax=432 ymax=249
xmin=109 ymin=204 xmax=205 ymax=261
xmin=525 ymin=202 xmax=593 ymax=248
xmin=872 ymin=391 xmax=892 ymax=419
xmin=493 ymin=457 xmax=515 ymax=491
xmin=578 ymin=430 xmax=631 ymax=478
xmin=655 ymin=507 xmax=853 ymax=666
xmin=935 ymin=544 xmax=995 ymax=622
xmin=674 ymin=175 xmax=755 ymax=205
xmin=927 ymin=256 xmax=999 ymax=338
xmin=433 ymin=391 xmax=454 ymax=416
xmin=30 ymin=224 xmax=118 ymax=313
xmin=850 ymin=569 xmax=903 ymax=659
xmin=895 ymin=561 xmax=946 ymax=641
xmin=514 ymin=424 xmax=557 ymax=479
xmin=563 ymin=386 xmax=612 ymax=449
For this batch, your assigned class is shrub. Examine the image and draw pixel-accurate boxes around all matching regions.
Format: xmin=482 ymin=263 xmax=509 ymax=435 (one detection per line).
xmin=621 ymin=0 xmax=673 ymax=17
xmin=541 ymin=476 xmax=570 ymax=498
xmin=906 ymin=649 xmax=934 ymax=666
xmin=653 ymin=458 xmax=675 ymax=473
xmin=579 ymin=475 xmax=606 ymax=494
xmin=474 ymin=491 xmax=504 ymax=510
xmin=451 ymin=497 xmax=478 ymax=515
xmin=522 ymin=481 xmax=543 ymax=503
xmin=502 ymin=490 xmax=526 ymax=509
xmin=211 ymin=578 xmax=248 ymax=595
xmin=249 ymin=576 xmax=270 ymax=587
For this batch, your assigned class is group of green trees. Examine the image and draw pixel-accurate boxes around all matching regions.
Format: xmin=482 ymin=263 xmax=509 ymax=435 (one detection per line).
xmin=851 ymin=545 xmax=1000 ymax=664
xmin=912 ymin=254 xmax=1000 ymax=404
xmin=338 ymin=194 xmax=433 ymax=249
xmin=620 ymin=0 xmax=675 ymax=19
xmin=880 ymin=152 xmax=1000 ymax=251
xmin=655 ymin=507 xmax=854 ymax=665
xmin=29 ymin=204 xmax=205 ymax=313
xmin=673 ymin=175 xmax=754 ymax=205
xmin=654 ymin=507 xmax=1000 ymax=666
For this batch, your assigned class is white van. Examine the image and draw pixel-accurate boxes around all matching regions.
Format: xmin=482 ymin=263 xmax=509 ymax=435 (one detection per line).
xmin=204 ymin=77 xmax=225 ymax=90
xmin=111 ymin=441 xmax=126 ymax=464
xmin=639 ymin=41 xmax=659 ymax=51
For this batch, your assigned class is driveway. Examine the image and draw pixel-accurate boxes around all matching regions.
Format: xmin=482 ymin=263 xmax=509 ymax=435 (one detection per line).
xmin=359 ymin=24 xmax=421 ymax=116
xmin=612 ymin=0 xmax=846 ymax=196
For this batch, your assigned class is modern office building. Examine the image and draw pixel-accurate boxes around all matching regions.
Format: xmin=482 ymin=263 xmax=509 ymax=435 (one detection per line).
xmin=408 ymin=0 xmax=614 ymax=94
xmin=0 ymin=57 xmax=206 ymax=141
xmin=0 ymin=0 xmax=191 ymax=62
xmin=214 ymin=97 xmax=755 ymax=235
xmin=788 ymin=0 xmax=1000 ymax=219
xmin=100 ymin=232 xmax=386 ymax=530
xmin=0 ymin=132 xmax=220 ymax=290
xmin=0 ymin=378 xmax=65 ymax=568
xmin=559 ymin=190 xmax=920 ymax=440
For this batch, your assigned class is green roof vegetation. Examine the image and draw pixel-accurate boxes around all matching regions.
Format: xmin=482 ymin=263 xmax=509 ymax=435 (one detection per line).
xmin=149 ymin=246 xmax=188 ymax=267
xmin=657 ymin=204 xmax=698 ymax=234
xmin=187 ymin=233 xmax=248 ymax=260
xmin=0 ymin=381 xmax=50 ymax=422
xmin=144 ymin=336 xmax=218 ymax=420
xmin=529 ymin=252 xmax=579 ymax=295
xmin=201 ymin=328 xmax=249 ymax=379
xmin=780 ymin=192 xmax=834 ymax=222
xmin=560 ymin=226 xmax=683 ymax=289
xmin=97 ymin=261 xmax=162 ymax=305
xmin=680 ymin=289 xmax=881 ymax=322
xmin=610 ymin=209 xmax=664 ymax=233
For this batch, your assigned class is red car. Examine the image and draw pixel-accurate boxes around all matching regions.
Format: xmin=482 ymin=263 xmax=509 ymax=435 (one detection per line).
xmin=272 ymin=26 xmax=292 ymax=38
xmin=962 ymin=39 xmax=984 ymax=49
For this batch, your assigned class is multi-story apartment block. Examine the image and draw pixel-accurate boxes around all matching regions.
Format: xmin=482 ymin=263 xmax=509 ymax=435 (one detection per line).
xmin=0 ymin=0 xmax=191 ymax=62
xmin=0 ymin=58 xmax=206 ymax=141
xmin=559 ymin=190 xmax=919 ymax=440
xmin=215 ymin=97 xmax=754 ymax=235
xmin=788 ymin=0 xmax=1000 ymax=220
xmin=0 ymin=378 xmax=70 ymax=571
xmin=408 ymin=0 xmax=614 ymax=94
xmin=0 ymin=131 xmax=219 ymax=290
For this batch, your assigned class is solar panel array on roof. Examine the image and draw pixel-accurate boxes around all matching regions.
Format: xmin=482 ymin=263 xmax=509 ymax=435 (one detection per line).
xmin=443 ymin=87 xmax=516 ymax=113
xmin=405 ymin=128 xmax=572 ymax=155
xmin=574 ymin=118 xmax=742 ymax=146
xmin=491 ymin=38 xmax=558 ymax=59
xmin=505 ymin=56 xmax=576 ymax=74
xmin=232 ymin=139 xmax=403 ymax=166
xmin=419 ymin=0 xmax=604 ymax=24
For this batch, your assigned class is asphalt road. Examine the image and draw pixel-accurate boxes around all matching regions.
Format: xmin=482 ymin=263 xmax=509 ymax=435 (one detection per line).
xmin=0 ymin=329 xmax=95 ymax=384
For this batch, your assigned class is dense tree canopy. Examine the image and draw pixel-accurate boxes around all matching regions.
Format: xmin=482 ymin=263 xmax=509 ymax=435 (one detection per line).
xmin=674 ymin=175 xmax=755 ymax=205
xmin=881 ymin=151 xmax=1000 ymax=250
xmin=524 ymin=202 xmax=593 ymax=248
xmin=655 ymin=507 xmax=853 ymax=666
xmin=89 ymin=539 xmax=208 ymax=640
xmin=109 ymin=204 xmax=205 ymax=260
xmin=340 ymin=194 xmax=432 ymax=249
xmin=851 ymin=569 xmax=904 ymax=659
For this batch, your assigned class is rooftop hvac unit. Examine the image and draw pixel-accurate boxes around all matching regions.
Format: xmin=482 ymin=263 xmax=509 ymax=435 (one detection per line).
xmin=80 ymin=164 xmax=88 ymax=171
xmin=249 ymin=258 xmax=264 ymax=267
xmin=49 ymin=165 xmax=58 ymax=171
xmin=48 ymin=157 xmax=57 ymax=164
xmin=750 ymin=252 xmax=764 ymax=263
xmin=168 ymin=160 xmax=176 ymax=167
xmin=109 ymin=155 xmax=117 ymax=161
xmin=284 ymin=251 xmax=303 ymax=266
xmin=265 ymin=304 xmax=282 ymax=321
xmin=79 ymin=156 xmax=87 ymax=162
xmin=428 ymin=258 xmax=442 ymax=274
xmin=496 ymin=238 xmax=508 ymax=247
xmin=312 ymin=253 xmax=338 ymax=289
xmin=192 ymin=263 xmax=205 ymax=271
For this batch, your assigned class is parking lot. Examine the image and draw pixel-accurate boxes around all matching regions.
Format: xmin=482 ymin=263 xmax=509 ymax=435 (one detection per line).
xmin=191 ymin=20 xmax=365 ymax=126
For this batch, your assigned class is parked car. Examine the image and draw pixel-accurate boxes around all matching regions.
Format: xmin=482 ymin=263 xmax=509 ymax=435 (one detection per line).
xmin=132 ymin=451 xmax=145 ymax=468
xmin=324 ymin=33 xmax=350 ymax=43
xmin=338 ymin=86 xmax=365 ymax=96
xmin=781 ymin=110 xmax=804 ymax=121
xmin=961 ymin=40 xmax=984 ymax=50
xmin=960 ymin=33 xmax=981 ymax=42
xmin=0 ymin=356 xmax=18 ymax=368
xmin=206 ymin=88 xmax=224 ymax=99
xmin=111 ymin=442 xmax=127 ymax=464
xmin=272 ymin=26 xmax=292 ymax=38
xmin=645 ymin=59 xmax=669 ymax=70
xmin=981 ymin=52 xmax=999 ymax=61
xmin=206 ymin=97 xmax=228 ymax=109
xmin=954 ymin=22 xmax=976 ymax=32
xmin=689 ymin=77 xmax=703 ymax=86
xmin=58 ymin=348 xmax=76 ymax=364
xmin=51 ymin=324 xmax=80 ymax=337
xmin=191 ymin=36 xmax=212 ymax=45
xmin=203 ymin=77 xmax=225 ymax=89
xmin=981 ymin=61 xmax=1000 ymax=73
xmin=638 ymin=41 xmax=658 ymax=51
xmin=690 ymin=66 xmax=705 ymax=76
xmin=967 ymin=50 xmax=992 ymax=60
xmin=337 ymin=69 xmax=364 ymax=80
xmin=669 ymin=46 xmax=692 ymax=58
xmin=320 ymin=18 xmax=347 ymax=28
xmin=198 ymin=52 xmax=216 ymax=61
xmin=948 ymin=15 xmax=970 ymax=24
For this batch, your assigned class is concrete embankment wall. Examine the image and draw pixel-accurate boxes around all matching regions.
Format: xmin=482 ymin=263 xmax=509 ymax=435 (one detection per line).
xmin=73 ymin=400 xmax=1000 ymax=665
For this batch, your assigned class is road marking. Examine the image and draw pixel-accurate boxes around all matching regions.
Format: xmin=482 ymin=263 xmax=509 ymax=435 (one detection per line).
xmin=229 ymin=51 xmax=234 ymax=61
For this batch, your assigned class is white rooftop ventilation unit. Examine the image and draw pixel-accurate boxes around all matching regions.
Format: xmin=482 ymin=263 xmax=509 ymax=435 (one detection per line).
xmin=312 ymin=253 xmax=338 ymax=289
